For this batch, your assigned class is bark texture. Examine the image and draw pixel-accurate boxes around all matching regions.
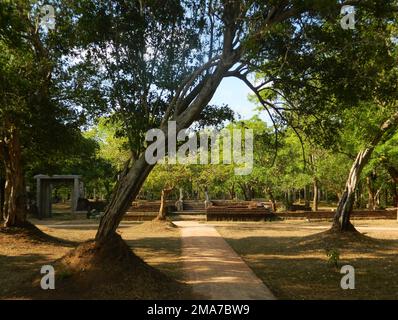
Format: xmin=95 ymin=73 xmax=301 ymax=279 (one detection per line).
xmin=96 ymin=155 xmax=154 ymax=242
xmin=1 ymin=122 xmax=27 ymax=227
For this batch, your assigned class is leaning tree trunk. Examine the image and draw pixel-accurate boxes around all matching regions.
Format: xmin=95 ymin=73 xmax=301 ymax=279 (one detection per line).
xmin=95 ymin=67 xmax=234 ymax=242
xmin=155 ymin=188 xmax=173 ymax=221
xmin=95 ymin=155 xmax=154 ymax=242
xmin=332 ymin=149 xmax=374 ymax=231
xmin=332 ymin=111 xmax=398 ymax=232
xmin=2 ymin=124 xmax=27 ymax=227
xmin=94 ymin=7 xmax=242 ymax=242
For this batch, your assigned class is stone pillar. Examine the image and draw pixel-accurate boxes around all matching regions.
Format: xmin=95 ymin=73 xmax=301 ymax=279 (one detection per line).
xmin=41 ymin=181 xmax=51 ymax=218
xmin=35 ymin=178 xmax=51 ymax=218
xmin=72 ymin=177 xmax=79 ymax=213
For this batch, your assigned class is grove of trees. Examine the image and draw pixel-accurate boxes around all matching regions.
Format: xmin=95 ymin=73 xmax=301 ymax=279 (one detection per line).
xmin=1 ymin=0 xmax=398 ymax=267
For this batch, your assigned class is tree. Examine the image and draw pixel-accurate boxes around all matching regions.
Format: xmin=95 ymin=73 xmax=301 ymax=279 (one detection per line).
xmin=0 ymin=1 xmax=94 ymax=227
xmin=332 ymin=111 xmax=398 ymax=231
xmin=93 ymin=1 xmax=381 ymax=242
xmin=374 ymin=132 xmax=398 ymax=206
xmin=6 ymin=1 xmax=393 ymax=248
xmin=0 ymin=2 xmax=51 ymax=227
xmin=248 ymin=1 xmax=398 ymax=231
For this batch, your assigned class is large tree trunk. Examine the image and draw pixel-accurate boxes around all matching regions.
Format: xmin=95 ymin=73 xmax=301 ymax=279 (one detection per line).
xmin=312 ymin=177 xmax=319 ymax=211
xmin=2 ymin=123 xmax=27 ymax=227
xmin=95 ymin=155 xmax=154 ymax=242
xmin=92 ymin=0 xmax=306 ymax=246
xmin=155 ymin=188 xmax=173 ymax=221
xmin=332 ymin=111 xmax=398 ymax=232
xmin=95 ymin=66 xmax=237 ymax=242
xmin=332 ymin=149 xmax=373 ymax=231
xmin=93 ymin=0 xmax=294 ymax=245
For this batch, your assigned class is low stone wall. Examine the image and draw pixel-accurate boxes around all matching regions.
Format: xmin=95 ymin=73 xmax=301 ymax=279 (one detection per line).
xmin=123 ymin=212 xmax=158 ymax=221
xmin=277 ymin=209 xmax=397 ymax=220
xmin=123 ymin=201 xmax=176 ymax=220
xmin=211 ymin=200 xmax=273 ymax=208
xmin=206 ymin=206 xmax=276 ymax=221
xmin=206 ymin=207 xmax=397 ymax=221
xmin=288 ymin=204 xmax=311 ymax=212
xmin=183 ymin=200 xmax=205 ymax=211
xmin=130 ymin=200 xmax=176 ymax=212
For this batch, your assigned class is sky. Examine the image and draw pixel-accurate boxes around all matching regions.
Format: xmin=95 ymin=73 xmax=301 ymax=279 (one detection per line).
xmin=210 ymin=77 xmax=263 ymax=121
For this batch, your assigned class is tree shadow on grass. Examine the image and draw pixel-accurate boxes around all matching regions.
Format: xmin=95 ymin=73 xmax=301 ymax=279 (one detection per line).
xmin=0 ymin=253 xmax=50 ymax=298
xmin=219 ymin=231 xmax=398 ymax=299
xmin=125 ymin=236 xmax=183 ymax=279
xmin=0 ymin=222 xmax=78 ymax=247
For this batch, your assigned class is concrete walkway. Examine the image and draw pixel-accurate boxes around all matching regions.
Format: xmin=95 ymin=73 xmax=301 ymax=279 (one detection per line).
xmin=174 ymin=221 xmax=276 ymax=300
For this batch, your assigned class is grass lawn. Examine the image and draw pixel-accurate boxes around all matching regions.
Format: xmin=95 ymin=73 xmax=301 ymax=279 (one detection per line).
xmin=215 ymin=219 xmax=398 ymax=300
xmin=0 ymin=219 xmax=186 ymax=299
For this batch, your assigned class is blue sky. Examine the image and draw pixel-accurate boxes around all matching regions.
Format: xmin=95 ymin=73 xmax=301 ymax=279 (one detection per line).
xmin=210 ymin=77 xmax=261 ymax=121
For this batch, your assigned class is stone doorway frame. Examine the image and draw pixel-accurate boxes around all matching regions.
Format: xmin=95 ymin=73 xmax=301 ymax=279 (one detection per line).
xmin=34 ymin=174 xmax=83 ymax=218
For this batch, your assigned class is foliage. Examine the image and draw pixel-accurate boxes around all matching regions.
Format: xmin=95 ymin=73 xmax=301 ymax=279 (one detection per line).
xmin=326 ymin=248 xmax=340 ymax=269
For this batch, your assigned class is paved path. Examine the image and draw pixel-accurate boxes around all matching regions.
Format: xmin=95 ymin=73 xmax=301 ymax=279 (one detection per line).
xmin=174 ymin=221 xmax=276 ymax=300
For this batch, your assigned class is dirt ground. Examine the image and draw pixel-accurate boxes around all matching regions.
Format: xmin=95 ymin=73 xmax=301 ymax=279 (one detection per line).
xmin=2 ymin=218 xmax=398 ymax=299
xmin=215 ymin=219 xmax=398 ymax=300
xmin=0 ymin=219 xmax=188 ymax=299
